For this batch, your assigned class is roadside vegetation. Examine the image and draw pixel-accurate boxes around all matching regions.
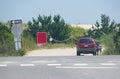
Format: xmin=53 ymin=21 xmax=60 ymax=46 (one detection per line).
xmin=0 ymin=14 xmax=120 ymax=56
xmin=85 ymin=14 xmax=120 ymax=55
xmin=0 ymin=14 xmax=85 ymax=56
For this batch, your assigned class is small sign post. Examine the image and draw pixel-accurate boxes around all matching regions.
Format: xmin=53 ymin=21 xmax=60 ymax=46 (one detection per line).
xmin=11 ymin=20 xmax=23 ymax=50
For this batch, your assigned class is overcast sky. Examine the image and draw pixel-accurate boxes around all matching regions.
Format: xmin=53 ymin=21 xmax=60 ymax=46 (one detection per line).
xmin=0 ymin=0 xmax=120 ymax=24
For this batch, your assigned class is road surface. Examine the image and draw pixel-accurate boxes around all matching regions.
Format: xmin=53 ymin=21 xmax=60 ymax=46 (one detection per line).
xmin=0 ymin=55 xmax=120 ymax=79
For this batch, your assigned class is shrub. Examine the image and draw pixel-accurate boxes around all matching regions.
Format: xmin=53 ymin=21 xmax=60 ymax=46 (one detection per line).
xmin=100 ymin=33 xmax=115 ymax=55
xmin=17 ymin=48 xmax=26 ymax=56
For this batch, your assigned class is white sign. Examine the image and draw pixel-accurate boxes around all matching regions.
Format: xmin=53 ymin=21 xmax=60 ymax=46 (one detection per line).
xmin=11 ymin=24 xmax=23 ymax=37
xmin=11 ymin=23 xmax=23 ymax=50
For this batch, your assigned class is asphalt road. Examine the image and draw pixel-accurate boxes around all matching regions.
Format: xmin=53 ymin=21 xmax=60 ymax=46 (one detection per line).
xmin=0 ymin=55 xmax=120 ymax=79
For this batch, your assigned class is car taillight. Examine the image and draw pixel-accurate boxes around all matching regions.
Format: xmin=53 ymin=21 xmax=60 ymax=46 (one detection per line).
xmin=88 ymin=43 xmax=96 ymax=48
xmin=78 ymin=43 xmax=84 ymax=48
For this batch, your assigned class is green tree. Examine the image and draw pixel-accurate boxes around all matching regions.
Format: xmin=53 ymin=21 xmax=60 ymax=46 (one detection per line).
xmin=85 ymin=14 xmax=117 ymax=38
xmin=0 ymin=22 xmax=12 ymax=43
xmin=25 ymin=18 xmax=40 ymax=38
xmin=0 ymin=22 xmax=14 ymax=53
xmin=85 ymin=14 xmax=120 ymax=55
xmin=50 ymin=15 xmax=71 ymax=41
xmin=38 ymin=15 xmax=52 ymax=33
xmin=113 ymin=23 xmax=120 ymax=54
xmin=25 ymin=14 xmax=71 ymax=42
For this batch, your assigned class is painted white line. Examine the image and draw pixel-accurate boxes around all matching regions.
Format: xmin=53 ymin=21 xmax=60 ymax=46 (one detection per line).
xmin=20 ymin=64 xmax=35 ymax=67
xmin=74 ymin=63 xmax=88 ymax=66
xmin=100 ymin=63 xmax=116 ymax=66
xmin=1 ymin=61 xmax=16 ymax=64
xmin=32 ymin=60 xmax=56 ymax=63
xmin=0 ymin=64 xmax=7 ymax=67
xmin=56 ymin=66 xmax=117 ymax=69
xmin=47 ymin=64 xmax=61 ymax=66
xmin=32 ymin=61 xmax=45 ymax=63
xmin=108 ymin=61 xmax=120 ymax=62
xmin=107 ymin=61 xmax=113 ymax=63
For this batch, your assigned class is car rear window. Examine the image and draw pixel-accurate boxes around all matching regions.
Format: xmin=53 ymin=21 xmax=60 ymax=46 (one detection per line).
xmin=79 ymin=39 xmax=93 ymax=43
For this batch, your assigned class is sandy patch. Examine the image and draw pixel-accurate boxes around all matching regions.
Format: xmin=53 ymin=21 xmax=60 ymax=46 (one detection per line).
xmin=26 ymin=48 xmax=76 ymax=56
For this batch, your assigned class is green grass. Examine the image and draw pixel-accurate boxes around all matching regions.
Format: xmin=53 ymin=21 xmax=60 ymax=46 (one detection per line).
xmin=22 ymin=35 xmax=39 ymax=51
xmin=98 ymin=33 xmax=119 ymax=55
xmin=22 ymin=34 xmax=76 ymax=50
xmin=0 ymin=52 xmax=18 ymax=57
xmin=40 ymin=43 xmax=76 ymax=49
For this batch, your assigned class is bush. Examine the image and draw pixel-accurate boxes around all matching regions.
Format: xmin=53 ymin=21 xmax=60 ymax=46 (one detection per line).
xmin=17 ymin=48 xmax=26 ymax=56
xmin=99 ymin=33 xmax=115 ymax=55
xmin=70 ymin=26 xmax=85 ymax=41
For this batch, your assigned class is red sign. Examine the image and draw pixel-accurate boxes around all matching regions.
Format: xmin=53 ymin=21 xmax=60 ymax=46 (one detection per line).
xmin=37 ymin=32 xmax=47 ymax=46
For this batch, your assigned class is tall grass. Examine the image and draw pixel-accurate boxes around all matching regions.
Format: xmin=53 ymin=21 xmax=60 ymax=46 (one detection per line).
xmin=22 ymin=35 xmax=39 ymax=51
xmin=100 ymin=33 xmax=116 ymax=55
xmin=22 ymin=34 xmax=76 ymax=51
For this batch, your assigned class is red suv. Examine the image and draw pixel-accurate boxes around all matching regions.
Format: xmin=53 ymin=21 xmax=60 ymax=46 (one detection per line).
xmin=76 ymin=37 xmax=97 ymax=56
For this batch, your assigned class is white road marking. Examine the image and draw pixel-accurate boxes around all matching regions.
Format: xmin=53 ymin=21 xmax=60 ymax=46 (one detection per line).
xmin=47 ymin=64 xmax=61 ymax=66
xmin=56 ymin=66 xmax=117 ymax=69
xmin=108 ymin=60 xmax=120 ymax=62
xmin=0 ymin=61 xmax=16 ymax=64
xmin=107 ymin=61 xmax=113 ymax=63
xmin=74 ymin=63 xmax=88 ymax=66
xmin=0 ymin=64 xmax=7 ymax=67
xmin=20 ymin=64 xmax=35 ymax=67
xmin=100 ymin=63 xmax=116 ymax=66
xmin=32 ymin=60 xmax=56 ymax=63
xmin=32 ymin=61 xmax=47 ymax=63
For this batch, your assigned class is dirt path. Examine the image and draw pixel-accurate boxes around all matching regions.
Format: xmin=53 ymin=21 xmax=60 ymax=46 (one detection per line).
xmin=26 ymin=48 xmax=76 ymax=56
xmin=26 ymin=46 xmax=105 ymax=56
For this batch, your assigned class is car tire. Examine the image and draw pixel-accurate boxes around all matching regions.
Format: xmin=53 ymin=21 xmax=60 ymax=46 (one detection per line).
xmin=93 ymin=51 xmax=96 ymax=56
xmin=77 ymin=51 xmax=80 ymax=56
